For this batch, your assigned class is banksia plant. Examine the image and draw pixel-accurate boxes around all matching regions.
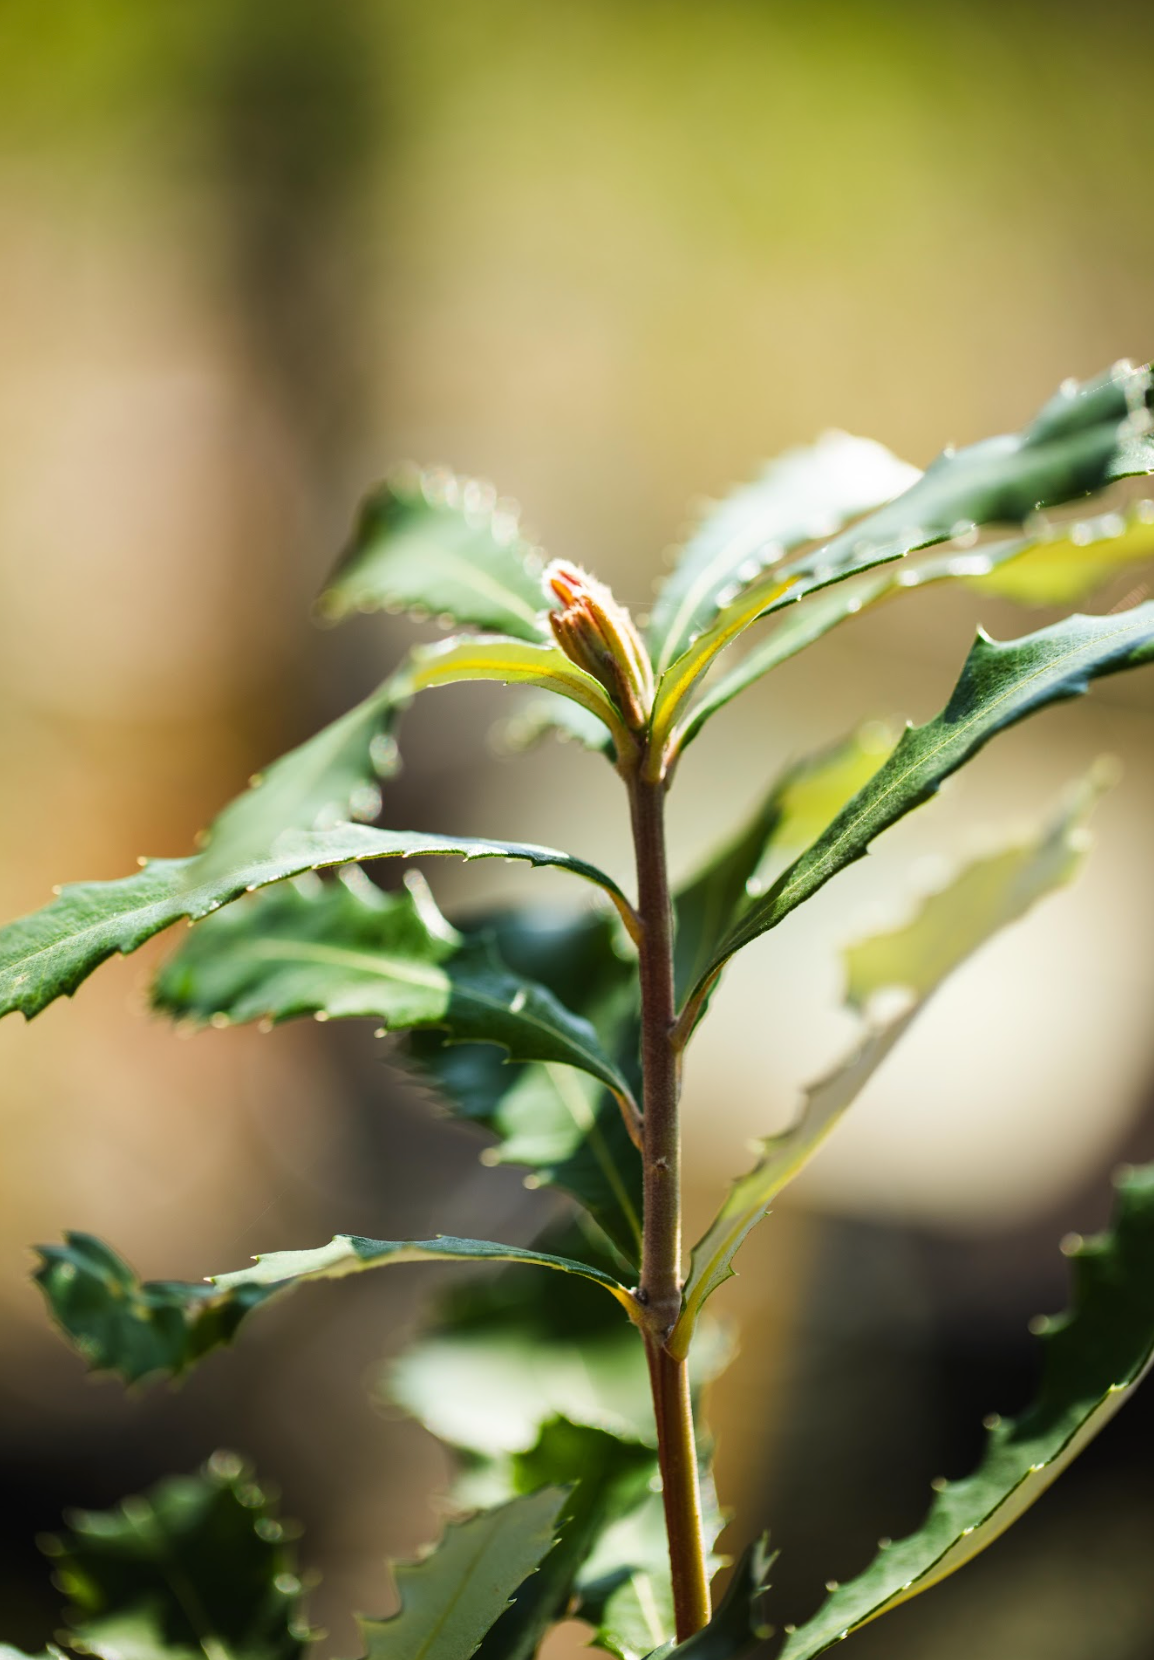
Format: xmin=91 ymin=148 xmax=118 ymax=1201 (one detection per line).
xmin=3 ymin=359 xmax=1154 ymax=1657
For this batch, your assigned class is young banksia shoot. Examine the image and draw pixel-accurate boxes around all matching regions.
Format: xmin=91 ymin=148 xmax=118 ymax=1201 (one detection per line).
xmin=545 ymin=560 xmax=655 ymax=733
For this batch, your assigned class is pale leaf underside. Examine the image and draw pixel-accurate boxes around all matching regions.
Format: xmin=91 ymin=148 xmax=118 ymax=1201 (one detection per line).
xmin=672 ymin=774 xmax=1100 ymax=1357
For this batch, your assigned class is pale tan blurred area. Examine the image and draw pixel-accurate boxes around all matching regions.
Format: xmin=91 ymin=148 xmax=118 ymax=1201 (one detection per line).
xmin=1 ymin=2 xmax=1153 ymax=1653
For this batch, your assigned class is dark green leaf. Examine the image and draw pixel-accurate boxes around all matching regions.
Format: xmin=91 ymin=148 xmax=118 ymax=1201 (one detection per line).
xmin=778 ymin=1163 xmax=1154 ymax=1657
xmin=655 ymin=1537 xmax=773 ymax=1660
xmin=672 ymin=774 xmax=1101 ymax=1357
xmin=42 ymin=1453 xmax=310 ymax=1660
xmin=321 ymin=467 xmax=551 ymax=642
xmin=702 ymin=602 xmax=1154 ymax=988
xmin=648 ymin=433 xmax=919 ymax=675
xmin=35 ymin=1233 xmax=274 ymax=1386
xmin=405 ymin=910 xmax=644 ymax=1266
xmin=37 ymin=1231 xmax=636 ymax=1387
xmin=356 ymin=1489 xmax=566 ymax=1660
xmin=475 ymin=1421 xmax=656 ymax=1660
xmin=153 ymin=869 xmax=635 ymax=1107
xmin=673 ymin=726 xmax=896 ymax=1003
xmin=0 ymin=823 xmax=631 ymax=1022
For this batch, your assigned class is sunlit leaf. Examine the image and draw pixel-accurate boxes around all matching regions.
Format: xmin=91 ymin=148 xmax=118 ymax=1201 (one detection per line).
xmin=676 ymin=501 xmax=1154 ymax=754
xmin=777 ymin=1163 xmax=1154 ymax=1657
xmin=789 ymin=359 xmax=1153 ymax=582
xmin=672 ymin=726 xmax=897 ymax=1004
xmin=404 ymin=910 xmax=644 ymax=1266
xmin=699 ymin=602 xmax=1154 ymax=990
xmin=357 ymin=1489 xmax=566 ymax=1660
xmin=965 ymin=500 xmax=1154 ymax=605
xmin=654 ymin=361 xmax=1154 ymax=760
xmin=42 ymin=1454 xmax=310 ymax=1660
xmin=672 ymin=774 xmax=1101 ymax=1358
xmin=0 ymin=823 xmax=630 ymax=1022
xmin=153 ymin=869 xmax=634 ymax=1107
xmin=648 ymin=433 xmax=920 ymax=675
xmin=36 ymin=1231 xmax=637 ymax=1387
xmin=320 ymin=466 xmax=551 ymax=642
xmin=398 ymin=634 xmax=632 ymax=757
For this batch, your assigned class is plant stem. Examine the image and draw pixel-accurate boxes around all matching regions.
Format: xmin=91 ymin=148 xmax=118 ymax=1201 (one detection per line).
xmin=629 ymin=772 xmax=711 ymax=1639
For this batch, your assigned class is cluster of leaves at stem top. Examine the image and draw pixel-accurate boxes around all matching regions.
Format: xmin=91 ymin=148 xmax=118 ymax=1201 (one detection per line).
xmin=2 ymin=357 xmax=1154 ymax=1657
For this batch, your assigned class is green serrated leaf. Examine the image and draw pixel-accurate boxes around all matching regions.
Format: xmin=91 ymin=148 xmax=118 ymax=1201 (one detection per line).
xmin=356 ymin=1489 xmax=566 ymax=1660
xmin=44 ymin=1455 xmax=309 ymax=1660
xmin=778 ymin=1163 xmax=1154 ymax=1657
xmin=34 ymin=1233 xmax=275 ymax=1386
xmin=698 ymin=602 xmax=1154 ymax=991
xmin=194 ymin=682 xmax=402 ymax=880
xmin=404 ymin=910 xmax=645 ymax=1266
xmin=0 ymin=823 xmax=630 ymax=1022
xmin=672 ymin=775 xmax=1101 ymax=1358
xmin=474 ymin=1421 xmax=656 ymax=1660
xmin=676 ymin=500 xmax=1154 ymax=754
xmin=399 ymin=634 xmax=632 ymax=757
xmin=37 ymin=1231 xmax=637 ymax=1387
xmin=321 ymin=467 xmax=551 ymax=641
xmin=648 ymin=433 xmax=920 ymax=675
xmin=790 ymin=359 xmax=1153 ymax=583
xmin=153 ymin=869 xmax=634 ymax=1107
xmin=673 ymin=726 xmax=897 ymax=1004
xmin=654 ymin=362 xmax=1154 ymax=761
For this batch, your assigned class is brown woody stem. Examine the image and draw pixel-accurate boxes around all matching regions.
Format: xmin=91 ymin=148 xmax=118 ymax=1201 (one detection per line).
xmin=629 ymin=768 xmax=711 ymax=1639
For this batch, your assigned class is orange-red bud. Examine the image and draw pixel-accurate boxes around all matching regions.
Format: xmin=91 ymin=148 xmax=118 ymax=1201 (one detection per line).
xmin=544 ymin=561 xmax=654 ymax=731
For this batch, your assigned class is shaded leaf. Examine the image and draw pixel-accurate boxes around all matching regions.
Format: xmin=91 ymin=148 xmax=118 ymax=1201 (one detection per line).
xmin=37 ymin=1231 xmax=636 ymax=1387
xmin=35 ymin=1233 xmax=274 ymax=1386
xmin=405 ymin=910 xmax=644 ymax=1266
xmin=42 ymin=1454 xmax=309 ymax=1660
xmin=474 ymin=1421 xmax=656 ymax=1660
xmin=777 ymin=1163 xmax=1154 ymax=1657
xmin=0 ymin=823 xmax=630 ymax=1022
xmin=321 ymin=466 xmax=551 ymax=641
xmin=673 ymin=726 xmax=896 ymax=1004
xmin=153 ymin=869 xmax=634 ymax=1107
xmin=356 ymin=1489 xmax=566 ymax=1660
xmin=672 ymin=775 xmax=1100 ymax=1358
xmin=653 ymin=1537 xmax=774 ymax=1660
xmin=701 ymin=602 xmax=1154 ymax=988
xmin=648 ymin=433 xmax=920 ymax=675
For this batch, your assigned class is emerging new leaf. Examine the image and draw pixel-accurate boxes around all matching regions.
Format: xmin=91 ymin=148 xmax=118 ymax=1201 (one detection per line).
xmin=545 ymin=562 xmax=654 ymax=733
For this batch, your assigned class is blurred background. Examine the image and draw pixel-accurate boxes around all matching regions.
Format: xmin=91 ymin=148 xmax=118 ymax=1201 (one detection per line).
xmin=1 ymin=1 xmax=1153 ymax=1654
